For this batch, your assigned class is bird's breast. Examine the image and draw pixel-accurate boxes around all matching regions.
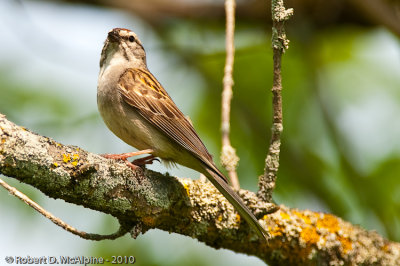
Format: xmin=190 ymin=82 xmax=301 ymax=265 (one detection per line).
xmin=97 ymin=70 xmax=177 ymax=159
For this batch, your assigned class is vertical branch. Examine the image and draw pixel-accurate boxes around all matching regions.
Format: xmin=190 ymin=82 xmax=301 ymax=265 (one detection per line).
xmin=221 ymin=0 xmax=240 ymax=190
xmin=258 ymin=0 xmax=293 ymax=201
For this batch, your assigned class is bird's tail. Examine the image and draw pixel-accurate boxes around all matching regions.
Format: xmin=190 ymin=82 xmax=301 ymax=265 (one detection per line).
xmin=203 ymin=166 xmax=268 ymax=242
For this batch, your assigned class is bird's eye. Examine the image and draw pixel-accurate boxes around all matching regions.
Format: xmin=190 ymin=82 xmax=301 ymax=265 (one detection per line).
xmin=129 ymin=36 xmax=135 ymax=42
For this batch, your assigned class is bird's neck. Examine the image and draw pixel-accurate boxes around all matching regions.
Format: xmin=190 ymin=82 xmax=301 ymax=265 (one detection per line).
xmin=99 ymin=50 xmax=146 ymax=79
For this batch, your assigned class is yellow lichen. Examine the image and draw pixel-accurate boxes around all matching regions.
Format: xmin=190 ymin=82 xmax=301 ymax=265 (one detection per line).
xmin=62 ymin=153 xmax=79 ymax=166
xmin=294 ymin=211 xmax=311 ymax=225
xmin=181 ymin=181 xmax=190 ymax=196
xmin=317 ymin=214 xmax=340 ymax=233
xmin=269 ymin=225 xmax=284 ymax=237
xmin=235 ymin=214 xmax=241 ymax=224
xmin=61 ymin=153 xmax=80 ymax=167
xmin=300 ymin=226 xmax=320 ymax=245
xmin=53 ymin=162 xmax=59 ymax=167
xmin=217 ymin=215 xmax=223 ymax=222
xmin=63 ymin=154 xmax=71 ymax=163
xmin=280 ymin=211 xmax=291 ymax=220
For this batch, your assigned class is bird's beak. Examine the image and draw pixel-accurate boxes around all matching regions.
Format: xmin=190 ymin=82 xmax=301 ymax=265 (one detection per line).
xmin=107 ymin=29 xmax=120 ymax=42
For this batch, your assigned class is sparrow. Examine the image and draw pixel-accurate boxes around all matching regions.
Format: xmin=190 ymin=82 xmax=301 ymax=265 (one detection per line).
xmin=97 ymin=28 xmax=268 ymax=241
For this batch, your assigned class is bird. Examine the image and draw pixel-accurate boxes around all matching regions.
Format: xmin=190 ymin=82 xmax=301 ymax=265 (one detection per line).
xmin=97 ymin=28 xmax=268 ymax=242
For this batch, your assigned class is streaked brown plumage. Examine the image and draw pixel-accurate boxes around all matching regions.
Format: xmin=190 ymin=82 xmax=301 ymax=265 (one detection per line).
xmin=97 ymin=28 xmax=268 ymax=241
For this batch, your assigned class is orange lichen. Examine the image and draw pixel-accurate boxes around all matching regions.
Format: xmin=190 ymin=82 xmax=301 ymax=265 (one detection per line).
xmin=337 ymin=235 xmax=352 ymax=253
xmin=142 ymin=216 xmax=155 ymax=227
xmin=294 ymin=210 xmax=311 ymax=225
xmin=317 ymin=214 xmax=340 ymax=233
xmin=300 ymin=226 xmax=320 ymax=245
xmin=269 ymin=224 xmax=284 ymax=237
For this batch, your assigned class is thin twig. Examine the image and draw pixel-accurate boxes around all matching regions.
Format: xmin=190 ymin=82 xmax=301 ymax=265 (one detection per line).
xmin=257 ymin=0 xmax=293 ymax=202
xmin=0 ymin=178 xmax=129 ymax=241
xmin=221 ymin=0 xmax=240 ymax=190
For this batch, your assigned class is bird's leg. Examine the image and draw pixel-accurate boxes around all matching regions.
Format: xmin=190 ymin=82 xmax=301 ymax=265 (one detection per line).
xmin=102 ymin=149 xmax=154 ymax=170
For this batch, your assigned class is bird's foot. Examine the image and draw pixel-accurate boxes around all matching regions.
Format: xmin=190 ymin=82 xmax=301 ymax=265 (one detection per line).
xmin=132 ymin=155 xmax=160 ymax=166
xmin=102 ymin=149 xmax=154 ymax=170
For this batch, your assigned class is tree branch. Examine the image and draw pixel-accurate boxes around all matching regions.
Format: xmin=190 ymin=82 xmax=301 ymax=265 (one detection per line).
xmin=1 ymin=114 xmax=399 ymax=265
xmin=49 ymin=0 xmax=400 ymax=37
xmin=0 ymin=178 xmax=130 ymax=240
xmin=221 ymin=0 xmax=240 ymax=190
xmin=258 ymin=0 xmax=292 ymax=202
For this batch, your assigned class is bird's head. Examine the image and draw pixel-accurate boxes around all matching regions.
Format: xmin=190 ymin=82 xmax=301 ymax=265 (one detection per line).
xmin=100 ymin=28 xmax=146 ymax=69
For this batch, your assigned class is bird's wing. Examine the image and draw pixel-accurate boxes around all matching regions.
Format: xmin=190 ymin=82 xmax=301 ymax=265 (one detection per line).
xmin=118 ymin=68 xmax=267 ymax=241
xmin=117 ymin=68 xmax=226 ymax=180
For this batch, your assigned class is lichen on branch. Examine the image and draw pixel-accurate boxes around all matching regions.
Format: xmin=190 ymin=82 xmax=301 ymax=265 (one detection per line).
xmin=0 ymin=114 xmax=399 ymax=265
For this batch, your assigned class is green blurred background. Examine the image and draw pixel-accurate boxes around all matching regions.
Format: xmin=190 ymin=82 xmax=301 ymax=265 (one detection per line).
xmin=0 ymin=0 xmax=399 ymax=265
